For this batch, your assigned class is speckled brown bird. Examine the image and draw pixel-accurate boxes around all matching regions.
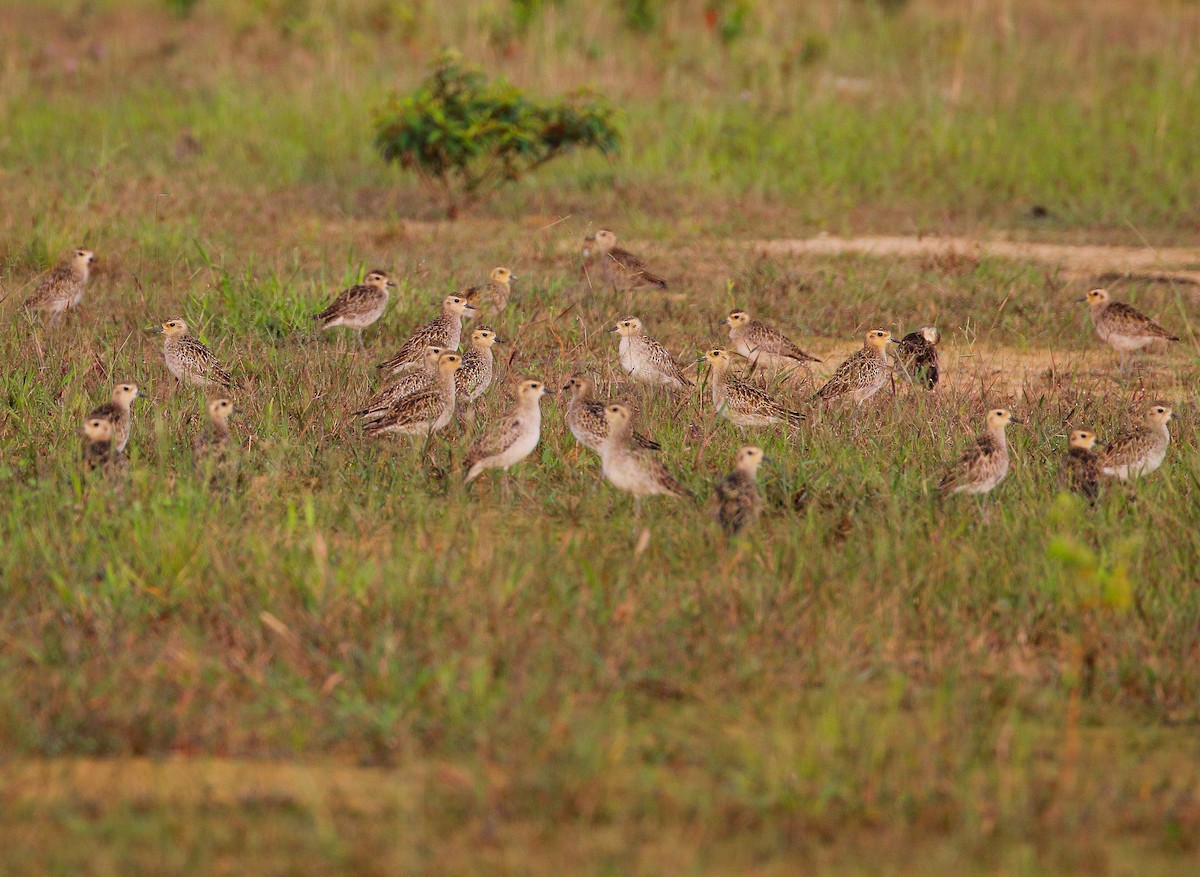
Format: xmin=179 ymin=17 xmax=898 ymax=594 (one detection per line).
xmin=562 ymin=375 xmax=661 ymax=452
xmin=599 ymin=403 xmax=689 ymax=515
xmin=456 ymin=326 xmax=501 ymax=405
xmin=1060 ymin=429 xmax=1100 ymax=502
xmin=1082 ymin=288 xmax=1179 ymax=373
xmin=363 ymin=352 xmax=462 ymax=438
xmin=700 ymin=349 xmax=804 ymax=429
xmin=86 ymin=382 xmax=139 ymax=454
xmin=463 ymin=379 xmax=551 ymax=484
xmin=356 ymin=346 xmax=446 ymax=422
xmin=377 ymin=295 xmax=477 ymax=374
xmin=612 ymin=316 xmax=692 ymax=390
xmin=81 ymin=415 xmax=113 ymax=472
xmin=814 ymin=329 xmax=897 ymax=406
xmin=724 ymin=309 xmax=820 ymax=377
xmin=710 ymin=446 xmax=765 ymax=536
xmin=462 ymin=267 xmax=517 ymax=315
xmin=25 ymin=248 xmax=96 ymax=322
xmin=583 ymin=229 xmax=667 ymax=291
xmin=194 ymin=398 xmax=235 ymax=458
xmin=1099 ymin=403 xmax=1173 ymax=481
xmin=312 ymin=270 xmax=396 ymax=349
xmin=896 ymin=326 xmax=940 ymax=389
xmin=938 ymin=408 xmax=1019 ymax=495
xmin=161 ymin=318 xmax=233 ymax=389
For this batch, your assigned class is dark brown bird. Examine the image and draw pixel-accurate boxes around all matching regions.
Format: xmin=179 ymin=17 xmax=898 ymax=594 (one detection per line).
xmin=710 ymin=446 xmax=765 ymax=536
xmin=896 ymin=326 xmax=940 ymax=389
xmin=1060 ymin=429 xmax=1100 ymax=502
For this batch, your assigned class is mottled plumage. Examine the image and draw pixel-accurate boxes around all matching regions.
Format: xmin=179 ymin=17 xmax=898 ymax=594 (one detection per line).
xmin=456 ymin=326 xmax=501 ymax=403
xmin=81 ymin=416 xmax=113 ymax=472
xmin=464 ymin=379 xmax=550 ymax=483
xmin=938 ymin=409 xmax=1019 ymax=495
xmin=583 ymin=229 xmax=667 ymax=291
xmin=599 ymin=404 xmax=690 ymax=511
xmin=725 ymin=309 xmax=820 ymax=376
xmin=363 ymin=352 xmax=461 ymax=437
xmin=86 ymin=382 xmax=139 ymax=454
xmin=710 ymin=446 xmax=765 ymax=536
xmin=356 ymin=346 xmax=445 ymax=422
xmin=161 ymin=318 xmax=233 ymax=389
xmin=814 ymin=330 xmax=896 ymax=405
xmin=1082 ymin=288 xmax=1179 ymax=371
xmin=700 ymin=349 xmax=804 ymax=428
xmin=1060 ymin=429 xmax=1100 ymax=501
xmin=896 ymin=326 xmax=940 ymax=389
xmin=377 ymin=295 xmax=477 ymax=374
xmin=462 ymin=267 xmax=516 ymax=314
xmin=1100 ymin=404 xmax=1173 ymax=481
xmin=562 ymin=375 xmax=661 ymax=452
xmin=312 ymin=270 xmax=395 ymax=348
xmin=194 ymin=398 xmax=234 ymax=458
xmin=25 ymin=248 xmax=95 ymax=321
xmin=612 ymin=316 xmax=692 ymax=390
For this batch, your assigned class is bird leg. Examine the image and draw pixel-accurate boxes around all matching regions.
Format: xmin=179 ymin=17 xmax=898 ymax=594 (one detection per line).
xmin=355 ymin=329 xmax=366 ymax=353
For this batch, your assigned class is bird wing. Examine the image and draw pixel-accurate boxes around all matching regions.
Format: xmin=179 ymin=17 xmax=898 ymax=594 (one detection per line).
xmin=315 ymin=284 xmax=379 ymax=321
xmin=938 ymin=435 xmax=996 ymax=491
xmin=87 ymin=401 xmax=119 ymax=422
xmin=815 ymin=350 xmax=864 ymax=399
xmin=25 ymin=265 xmax=73 ymax=306
xmin=1100 ymin=429 xmax=1151 ymax=468
xmin=749 ymin=324 xmax=821 ymax=363
xmin=647 ymin=338 xmax=693 ymax=386
xmin=363 ymin=389 xmax=443 ymax=432
xmin=183 ymin=337 xmax=232 ymax=387
xmin=610 ymin=247 xmax=668 ymax=289
xmin=465 ymin=413 xmax=523 ymax=468
xmin=1106 ymin=302 xmax=1179 ymax=340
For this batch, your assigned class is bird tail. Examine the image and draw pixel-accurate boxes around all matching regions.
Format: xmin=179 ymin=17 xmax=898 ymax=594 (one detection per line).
xmin=785 ymin=409 xmax=806 ymax=428
xmin=647 ymin=275 xmax=668 ymax=289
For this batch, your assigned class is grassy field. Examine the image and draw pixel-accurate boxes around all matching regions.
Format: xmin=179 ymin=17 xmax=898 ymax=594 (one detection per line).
xmin=3 ymin=1 xmax=1200 ymax=874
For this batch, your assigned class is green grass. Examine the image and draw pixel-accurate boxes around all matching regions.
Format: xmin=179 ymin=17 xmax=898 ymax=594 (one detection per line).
xmin=2 ymin=0 xmax=1200 ymax=873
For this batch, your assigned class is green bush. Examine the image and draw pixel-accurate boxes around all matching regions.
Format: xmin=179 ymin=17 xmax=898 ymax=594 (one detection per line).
xmin=373 ymin=51 xmax=620 ymax=219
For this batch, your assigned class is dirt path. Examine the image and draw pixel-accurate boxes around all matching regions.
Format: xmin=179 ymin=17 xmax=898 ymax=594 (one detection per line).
xmin=751 ymin=234 xmax=1200 ymax=285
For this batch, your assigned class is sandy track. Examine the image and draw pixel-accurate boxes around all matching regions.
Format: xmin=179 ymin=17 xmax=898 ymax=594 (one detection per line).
xmin=750 ymin=234 xmax=1200 ymax=285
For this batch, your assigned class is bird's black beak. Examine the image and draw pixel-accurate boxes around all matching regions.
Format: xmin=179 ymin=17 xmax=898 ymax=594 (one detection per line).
xmin=1010 ymin=417 xmax=1024 ymax=424
xmin=387 ymin=280 xmax=397 ymax=287
xmin=493 ymin=337 xmax=507 ymax=344
xmin=609 ymin=326 xmax=620 ymax=334
xmin=542 ymin=388 xmax=556 ymax=395
xmin=1076 ymin=296 xmax=1088 ymax=303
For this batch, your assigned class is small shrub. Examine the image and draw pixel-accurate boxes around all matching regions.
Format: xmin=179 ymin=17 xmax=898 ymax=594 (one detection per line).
xmin=374 ymin=51 xmax=620 ymax=219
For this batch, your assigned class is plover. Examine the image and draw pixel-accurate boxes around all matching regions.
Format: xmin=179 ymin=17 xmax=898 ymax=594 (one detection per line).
xmin=710 ymin=445 xmax=765 ymax=536
xmin=1060 ymin=429 xmax=1100 ymax=502
xmin=583 ymin=229 xmax=668 ymax=291
xmin=355 ymin=345 xmax=445 ymax=422
xmin=724 ymin=309 xmax=820 ymax=377
xmin=312 ymin=269 xmax=396 ymax=349
xmin=377 ymin=295 xmax=477 ymax=374
xmin=194 ymin=398 xmax=234 ymax=458
xmin=1081 ymin=288 xmax=1179 ymax=373
xmin=81 ymin=416 xmax=113 ymax=471
xmin=599 ymin=403 xmax=689 ymax=514
xmin=463 ymin=267 xmax=516 ymax=314
xmin=1099 ymin=403 xmax=1173 ymax=481
xmin=86 ymin=382 xmax=139 ymax=454
xmin=937 ymin=408 xmax=1019 ymax=495
xmin=562 ymin=375 xmax=661 ymax=452
xmin=699 ymin=349 xmax=804 ymax=428
xmin=813 ymin=329 xmax=897 ymax=407
xmin=612 ymin=316 xmax=692 ymax=390
xmin=456 ymin=326 xmax=501 ymax=405
xmin=363 ymin=352 xmax=461 ymax=437
xmin=161 ymin=318 xmax=233 ymax=389
xmin=896 ymin=326 xmax=940 ymax=389
xmin=463 ymin=379 xmax=551 ymax=484
xmin=25 ymin=248 xmax=96 ymax=322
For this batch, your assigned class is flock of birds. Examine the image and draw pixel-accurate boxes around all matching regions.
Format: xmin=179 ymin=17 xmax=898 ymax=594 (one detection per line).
xmin=22 ymin=228 xmax=1185 ymax=534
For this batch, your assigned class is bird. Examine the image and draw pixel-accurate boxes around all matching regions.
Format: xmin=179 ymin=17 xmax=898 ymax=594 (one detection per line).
xmin=81 ymin=416 xmax=113 ymax=472
xmin=456 ymin=326 xmax=502 ymax=406
xmin=562 ymin=375 xmax=661 ymax=452
xmin=699 ymin=349 xmax=804 ymax=428
xmin=813 ymin=329 xmax=897 ymax=407
xmin=1081 ymin=288 xmax=1179 ymax=373
xmin=710 ymin=446 xmax=765 ymax=536
xmin=25 ymin=248 xmax=96 ymax=322
xmin=194 ymin=398 xmax=235 ymax=459
xmin=377 ymin=295 xmax=477 ymax=374
xmin=896 ymin=326 xmax=940 ymax=389
xmin=161 ymin=318 xmax=233 ymax=389
xmin=355 ymin=346 xmax=446 ymax=422
xmin=1060 ymin=429 xmax=1100 ymax=502
xmin=583 ymin=229 xmax=668 ymax=291
xmin=938 ymin=408 xmax=1019 ymax=495
xmin=598 ymin=403 xmax=690 ymax=515
xmin=724 ymin=309 xmax=820 ymax=377
xmin=312 ymin=269 xmax=396 ymax=350
xmin=86 ymin=382 xmax=139 ymax=454
xmin=1099 ymin=403 xmax=1173 ymax=481
xmin=462 ymin=267 xmax=517 ymax=314
xmin=363 ymin=352 xmax=462 ymax=438
xmin=463 ymin=379 xmax=552 ymax=484
xmin=612 ymin=316 xmax=693 ymax=390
